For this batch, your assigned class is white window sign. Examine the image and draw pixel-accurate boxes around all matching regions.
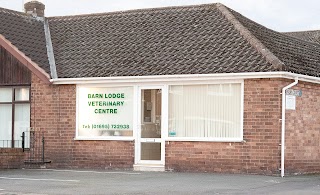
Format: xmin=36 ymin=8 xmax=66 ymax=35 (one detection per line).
xmin=77 ymin=86 xmax=133 ymax=137
xmin=286 ymin=95 xmax=296 ymax=110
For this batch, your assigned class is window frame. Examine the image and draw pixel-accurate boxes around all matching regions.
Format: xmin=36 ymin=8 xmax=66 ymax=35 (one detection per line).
xmin=0 ymin=85 xmax=31 ymax=148
xmin=165 ymin=80 xmax=244 ymax=142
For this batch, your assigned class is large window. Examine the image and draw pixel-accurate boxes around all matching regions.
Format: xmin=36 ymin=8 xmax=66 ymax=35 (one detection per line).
xmin=75 ymin=82 xmax=243 ymax=141
xmin=0 ymin=87 xmax=30 ymax=148
xmin=168 ymin=83 xmax=242 ymax=141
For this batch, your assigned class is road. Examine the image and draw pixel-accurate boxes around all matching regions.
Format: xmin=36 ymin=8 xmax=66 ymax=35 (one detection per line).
xmin=0 ymin=169 xmax=319 ymax=194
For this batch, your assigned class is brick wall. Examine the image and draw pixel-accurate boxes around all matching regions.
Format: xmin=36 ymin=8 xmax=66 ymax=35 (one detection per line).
xmin=30 ymin=75 xmax=320 ymax=175
xmin=285 ymin=81 xmax=320 ymax=174
xmin=166 ymin=79 xmax=284 ymax=175
xmin=0 ymin=148 xmax=25 ymax=169
xmin=31 ymin=74 xmax=134 ymax=169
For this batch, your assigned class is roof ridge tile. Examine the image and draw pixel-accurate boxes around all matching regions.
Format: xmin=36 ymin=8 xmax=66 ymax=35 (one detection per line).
xmin=216 ymin=3 xmax=285 ymax=71
xmin=283 ymin=30 xmax=320 ymax=45
xmin=0 ymin=6 xmax=31 ymax=17
xmin=283 ymin=29 xmax=320 ymax=33
xmin=48 ymin=3 xmax=218 ymax=20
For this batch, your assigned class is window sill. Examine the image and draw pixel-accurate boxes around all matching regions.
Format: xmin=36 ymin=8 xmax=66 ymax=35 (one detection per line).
xmin=74 ymin=137 xmax=135 ymax=141
xmin=165 ymin=137 xmax=244 ymax=142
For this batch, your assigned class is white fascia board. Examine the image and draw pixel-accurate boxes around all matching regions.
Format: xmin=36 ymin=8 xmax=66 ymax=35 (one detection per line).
xmin=50 ymin=72 xmax=320 ymax=85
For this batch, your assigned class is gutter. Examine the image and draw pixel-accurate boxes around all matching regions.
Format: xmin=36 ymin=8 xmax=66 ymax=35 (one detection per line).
xmin=281 ymin=77 xmax=299 ymax=177
xmin=50 ymin=72 xmax=320 ymax=85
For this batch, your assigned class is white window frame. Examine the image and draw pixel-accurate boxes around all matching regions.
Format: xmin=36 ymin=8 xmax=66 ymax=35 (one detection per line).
xmin=165 ymin=80 xmax=244 ymax=142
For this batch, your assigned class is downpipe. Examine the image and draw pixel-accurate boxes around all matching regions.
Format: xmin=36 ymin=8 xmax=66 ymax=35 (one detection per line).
xmin=281 ymin=77 xmax=298 ymax=177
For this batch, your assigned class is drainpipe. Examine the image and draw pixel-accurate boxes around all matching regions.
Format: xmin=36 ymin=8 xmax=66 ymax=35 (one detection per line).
xmin=281 ymin=77 xmax=298 ymax=177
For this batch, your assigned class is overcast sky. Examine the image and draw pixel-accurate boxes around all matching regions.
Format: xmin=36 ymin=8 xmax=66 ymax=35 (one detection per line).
xmin=0 ymin=0 xmax=319 ymax=32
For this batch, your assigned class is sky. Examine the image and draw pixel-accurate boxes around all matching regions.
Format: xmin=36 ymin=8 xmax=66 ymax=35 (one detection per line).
xmin=0 ymin=0 xmax=319 ymax=32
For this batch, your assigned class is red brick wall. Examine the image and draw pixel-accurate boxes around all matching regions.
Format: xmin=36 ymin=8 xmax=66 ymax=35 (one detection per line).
xmin=0 ymin=148 xmax=25 ymax=169
xmin=31 ymin=74 xmax=134 ymax=169
xmin=166 ymin=79 xmax=284 ymax=175
xmin=285 ymin=82 xmax=320 ymax=174
xmin=30 ymin=75 xmax=320 ymax=175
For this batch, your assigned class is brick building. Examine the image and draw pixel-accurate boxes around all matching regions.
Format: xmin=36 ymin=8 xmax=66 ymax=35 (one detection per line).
xmin=0 ymin=1 xmax=320 ymax=176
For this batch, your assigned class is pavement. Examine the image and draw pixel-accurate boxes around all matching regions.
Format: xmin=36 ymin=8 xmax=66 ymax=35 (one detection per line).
xmin=0 ymin=169 xmax=320 ymax=195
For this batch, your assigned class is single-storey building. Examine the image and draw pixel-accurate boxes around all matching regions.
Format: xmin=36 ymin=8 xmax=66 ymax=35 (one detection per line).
xmin=0 ymin=1 xmax=320 ymax=177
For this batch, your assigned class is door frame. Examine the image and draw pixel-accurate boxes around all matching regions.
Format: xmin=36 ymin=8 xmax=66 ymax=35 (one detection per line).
xmin=134 ymin=85 xmax=168 ymax=165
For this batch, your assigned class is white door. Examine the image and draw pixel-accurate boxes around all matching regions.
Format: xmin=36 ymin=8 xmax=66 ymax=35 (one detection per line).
xmin=135 ymin=86 xmax=165 ymax=165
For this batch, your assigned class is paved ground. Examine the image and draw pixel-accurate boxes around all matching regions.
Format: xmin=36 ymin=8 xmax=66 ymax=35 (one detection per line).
xmin=0 ymin=169 xmax=319 ymax=195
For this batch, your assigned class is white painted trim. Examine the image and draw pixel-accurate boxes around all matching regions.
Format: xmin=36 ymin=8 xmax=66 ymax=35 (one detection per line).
xmin=162 ymin=85 xmax=169 ymax=164
xmin=165 ymin=138 xmax=243 ymax=142
xmin=240 ymin=80 xmax=245 ymax=140
xmin=75 ymin=85 xmax=80 ymax=138
xmin=73 ymin=79 xmax=242 ymax=88
xmin=50 ymin=72 xmax=320 ymax=85
xmin=136 ymin=86 xmax=142 ymax=164
xmin=74 ymin=137 xmax=134 ymax=141
xmin=281 ymin=78 xmax=299 ymax=177
xmin=133 ymin=85 xmax=139 ymax=164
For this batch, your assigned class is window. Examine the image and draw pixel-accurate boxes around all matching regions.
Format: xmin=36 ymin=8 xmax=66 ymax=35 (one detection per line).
xmin=168 ymin=83 xmax=242 ymax=140
xmin=77 ymin=86 xmax=134 ymax=139
xmin=0 ymin=87 xmax=30 ymax=148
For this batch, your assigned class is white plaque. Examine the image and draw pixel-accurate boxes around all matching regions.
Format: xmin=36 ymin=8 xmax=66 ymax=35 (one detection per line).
xmin=286 ymin=95 xmax=296 ymax=110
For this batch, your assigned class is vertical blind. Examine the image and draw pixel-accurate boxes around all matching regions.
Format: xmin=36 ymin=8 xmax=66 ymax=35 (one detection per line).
xmin=169 ymin=83 xmax=241 ymax=138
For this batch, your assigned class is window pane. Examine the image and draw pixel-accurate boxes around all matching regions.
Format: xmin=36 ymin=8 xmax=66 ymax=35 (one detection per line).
xmin=15 ymin=88 xmax=30 ymax=101
xmin=77 ymin=87 xmax=133 ymax=137
xmin=14 ymin=104 xmax=30 ymax=148
xmin=141 ymin=143 xmax=161 ymax=160
xmin=0 ymin=105 xmax=12 ymax=147
xmin=141 ymin=89 xmax=161 ymax=138
xmin=0 ymin=88 xmax=12 ymax=102
xmin=169 ymin=84 xmax=241 ymax=138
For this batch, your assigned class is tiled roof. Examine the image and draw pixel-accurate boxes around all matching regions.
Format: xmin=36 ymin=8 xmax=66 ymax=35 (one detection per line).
xmin=0 ymin=3 xmax=319 ymax=79
xmin=0 ymin=7 xmax=50 ymax=74
xmin=48 ymin=4 xmax=273 ymax=78
xmin=283 ymin=30 xmax=320 ymax=44
xmin=228 ymin=8 xmax=320 ymax=77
